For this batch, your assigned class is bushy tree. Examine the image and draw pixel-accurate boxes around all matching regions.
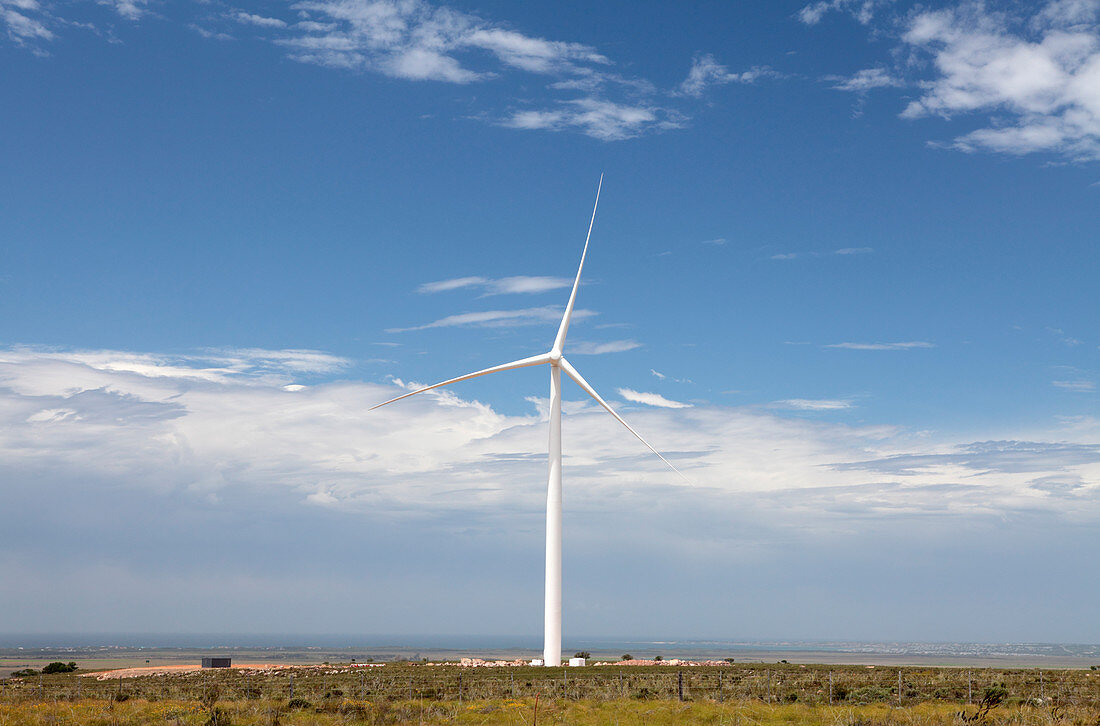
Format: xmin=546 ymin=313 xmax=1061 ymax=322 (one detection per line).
xmin=42 ymin=662 xmax=77 ymax=674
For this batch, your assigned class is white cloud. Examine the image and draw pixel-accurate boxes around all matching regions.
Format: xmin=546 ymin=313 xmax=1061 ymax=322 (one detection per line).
xmin=835 ymin=247 xmax=874 ymax=255
xmin=272 ymin=0 xmax=610 ymax=87
xmin=4 ymin=347 xmax=1099 ymax=638
xmin=1 ymin=0 xmax=53 ymax=44
xmin=772 ymin=398 xmax=854 ymax=411
xmin=617 ymin=388 xmax=692 ymax=409
xmin=798 ymin=0 xmax=894 ymax=25
xmin=417 ymin=276 xmax=487 ymax=293
xmin=105 ymin=0 xmax=148 ymax=21
xmin=898 ymin=1 xmax=1100 ymax=161
xmin=7 ymin=345 xmax=1097 ymax=524
xmin=826 ymin=341 xmax=936 ymax=350
xmin=701 ymin=238 xmax=727 ymax=246
xmin=771 ymin=252 xmax=798 ymax=260
xmin=417 ymin=275 xmax=570 ymax=295
xmin=234 ymin=12 xmax=287 ymax=29
xmin=679 ymin=54 xmax=779 ymax=97
xmin=569 ymin=340 xmax=641 ymax=355
xmin=1054 ymin=379 xmax=1096 ymax=391
xmin=387 ymin=306 xmax=594 ymax=332
xmin=504 ymin=97 xmax=680 ymax=141
xmin=650 ymin=369 xmax=666 ymax=380
xmin=828 ymin=67 xmax=902 ymax=91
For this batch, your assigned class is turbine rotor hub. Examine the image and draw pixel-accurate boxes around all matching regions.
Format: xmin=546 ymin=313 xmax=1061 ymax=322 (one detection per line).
xmin=549 ymin=349 xmax=562 ymax=363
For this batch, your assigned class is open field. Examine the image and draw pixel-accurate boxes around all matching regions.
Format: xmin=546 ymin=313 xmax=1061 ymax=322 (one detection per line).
xmin=4 ymin=698 xmax=1100 ymax=726
xmin=4 ymin=662 xmax=1100 ymax=724
xmin=5 ymin=642 xmax=1100 ymax=680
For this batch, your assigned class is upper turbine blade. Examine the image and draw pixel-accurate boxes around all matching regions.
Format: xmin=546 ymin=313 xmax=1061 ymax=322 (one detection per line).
xmin=558 ymin=357 xmax=692 ymax=484
xmin=370 ymin=353 xmax=552 ymax=410
xmin=552 ymin=174 xmax=603 ymax=352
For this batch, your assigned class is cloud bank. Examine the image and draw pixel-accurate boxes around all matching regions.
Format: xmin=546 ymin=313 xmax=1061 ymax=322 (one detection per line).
xmin=2 ymin=345 xmax=1099 ymax=638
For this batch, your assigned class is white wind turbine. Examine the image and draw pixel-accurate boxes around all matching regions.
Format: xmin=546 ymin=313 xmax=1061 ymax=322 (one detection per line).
xmin=370 ymin=176 xmax=686 ymax=667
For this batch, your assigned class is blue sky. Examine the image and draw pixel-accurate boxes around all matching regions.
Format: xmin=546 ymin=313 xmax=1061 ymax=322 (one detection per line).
xmin=2 ymin=0 xmax=1099 ymax=644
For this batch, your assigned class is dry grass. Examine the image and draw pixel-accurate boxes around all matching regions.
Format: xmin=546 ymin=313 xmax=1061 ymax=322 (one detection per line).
xmin=1 ymin=697 xmax=1098 ymax=725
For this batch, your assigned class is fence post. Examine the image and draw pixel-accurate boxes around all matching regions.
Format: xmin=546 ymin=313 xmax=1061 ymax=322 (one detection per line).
xmin=967 ymin=670 xmax=971 ymax=703
xmin=767 ymin=670 xmax=772 ymax=702
xmin=1040 ymin=669 xmax=1044 ymax=701
xmin=898 ymin=670 xmax=902 ymax=706
xmin=718 ymin=671 xmax=723 ymax=703
xmin=563 ymin=668 xmax=567 ymax=699
xmin=829 ymin=672 xmax=833 ymax=705
xmin=361 ymin=672 xmax=365 ymax=699
xmin=458 ymin=674 xmax=462 ymax=704
xmin=678 ymin=671 xmax=683 ymax=702
xmin=511 ymin=669 xmax=515 ymax=697
xmin=289 ymin=674 xmax=293 ymax=699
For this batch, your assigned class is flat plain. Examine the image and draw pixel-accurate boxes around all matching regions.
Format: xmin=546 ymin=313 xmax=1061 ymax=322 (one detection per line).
xmin=4 ymin=658 xmax=1100 ymax=725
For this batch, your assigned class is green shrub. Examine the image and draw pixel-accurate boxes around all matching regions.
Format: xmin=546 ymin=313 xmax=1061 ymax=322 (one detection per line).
xmin=848 ymin=686 xmax=892 ymax=703
xmin=42 ymin=662 xmax=77 ymax=674
xmin=9 ymin=669 xmax=38 ymax=677
xmin=285 ymin=697 xmax=313 ymax=710
xmin=621 ymin=654 xmax=633 ymax=661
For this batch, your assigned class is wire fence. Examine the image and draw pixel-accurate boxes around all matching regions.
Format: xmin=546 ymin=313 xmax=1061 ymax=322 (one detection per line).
xmin=3 ymin=665 xmax=1099 ymax=707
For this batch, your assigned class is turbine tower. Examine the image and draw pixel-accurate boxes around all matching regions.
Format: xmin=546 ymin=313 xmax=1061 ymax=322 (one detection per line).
xmin=370 ymin=176 xmax=685 ymax=666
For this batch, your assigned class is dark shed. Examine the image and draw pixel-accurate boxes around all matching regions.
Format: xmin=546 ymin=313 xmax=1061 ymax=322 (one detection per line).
xmin=201 ymin=657 xmax=232 ymax=669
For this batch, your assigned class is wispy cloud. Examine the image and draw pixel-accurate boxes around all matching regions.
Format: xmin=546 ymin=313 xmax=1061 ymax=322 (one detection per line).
xmin=234 ymin=12 xmax=287 ymax=28
xmin=650 ymin=369 xmax=666 ymax=380
xmin=1 ymin=0 xmax=55 ymax=48
xmin=569 ymin=340 xmax=641 ymax=355
xmin=105 ymin=0 xmax=148 ymax=21
xmin=826 ymin=341 xmax=936 ymax=350
xmin=774 ymin=248 xmax=873 ymax=260
xmin=417 ymin=275 xmax=571 ymax=296
xmin=1053 ymin=380 xmax=1096 ymax=392
xmin=701 ymin=238 xmax=727 ymax=246
xmin=503 ymin=98 xmax=682 ymax=141
xmin=387 ymin=306 xmax=594 ymax=332
xmin=617 ymin=388 xmax=692 ymax=409
xmin=826 ymin=67 xmax=901 ymax=92
xmin=798 ymin=0 xmax=895 ymax=26
xmin=3 ymin=0 xmax=782 ymax=142
xmin=772 ymin=398 xmax=854 ymax=411
xmin=679 ymin=54 xmax=781 ymax=97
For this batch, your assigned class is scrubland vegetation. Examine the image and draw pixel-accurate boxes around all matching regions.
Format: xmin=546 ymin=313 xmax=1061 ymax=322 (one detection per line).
xmin=2 ymin=662 xmax=1099 ymax=724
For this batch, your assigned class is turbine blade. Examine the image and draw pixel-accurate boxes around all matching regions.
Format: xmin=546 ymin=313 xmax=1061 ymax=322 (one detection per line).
xmin=559 ymin=357 xmax=691 ymax=484
xmin=370 ymin=353 xmax=551 ymax=410
xmin=553 ymin=174 xmax=602 ymax=352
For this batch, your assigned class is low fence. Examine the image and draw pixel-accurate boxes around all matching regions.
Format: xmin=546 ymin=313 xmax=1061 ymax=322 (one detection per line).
xmin=2 ymin=664 xmax=1098 ymax=707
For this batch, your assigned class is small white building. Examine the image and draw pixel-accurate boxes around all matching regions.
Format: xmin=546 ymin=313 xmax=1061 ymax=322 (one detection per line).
xmin=530 ymin=658 xmax=544 ymax=666
xmin=568 ymin=657 xmax=586 ymax=667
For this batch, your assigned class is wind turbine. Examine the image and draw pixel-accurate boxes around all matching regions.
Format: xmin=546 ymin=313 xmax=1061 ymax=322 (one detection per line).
xmin=370 ymin=176 xmax=686 ymax=667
